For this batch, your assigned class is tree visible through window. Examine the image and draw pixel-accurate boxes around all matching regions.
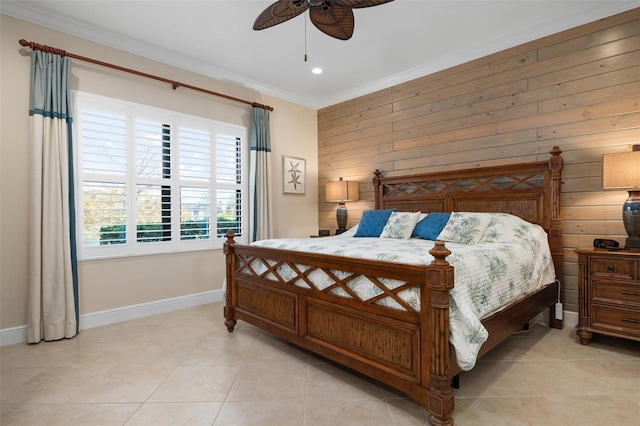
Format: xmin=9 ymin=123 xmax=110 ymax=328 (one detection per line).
xmin=75 ymin=93 xmax=248 ymax=259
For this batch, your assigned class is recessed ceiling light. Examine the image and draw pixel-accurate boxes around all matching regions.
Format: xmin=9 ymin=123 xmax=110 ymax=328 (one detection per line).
xmin=312 ymin=67 xmax=323 ymax=75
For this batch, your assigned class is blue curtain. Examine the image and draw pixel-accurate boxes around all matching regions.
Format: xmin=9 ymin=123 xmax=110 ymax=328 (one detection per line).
xmin=249 ymin=107 xmax=273 ymax=241
xmin=27 ymin=50 xmax=78 ymax=342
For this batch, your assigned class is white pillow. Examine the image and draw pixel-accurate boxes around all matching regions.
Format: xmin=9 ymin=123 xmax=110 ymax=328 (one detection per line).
xmin=436 ymin=212 xmax=492 ymax=244
xmin=478 ymin=213 xmax=538 ymax=244
xmin=380 ymin=211 xmax=422 ymax=239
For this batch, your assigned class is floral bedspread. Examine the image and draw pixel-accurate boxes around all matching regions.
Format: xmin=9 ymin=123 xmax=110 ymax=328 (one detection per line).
xmin=249 ymin=215 xmax=555 ymax=371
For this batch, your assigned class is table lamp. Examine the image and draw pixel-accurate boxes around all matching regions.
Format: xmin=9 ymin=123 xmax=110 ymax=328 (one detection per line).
xmin=325 ymin=177 xmax=359 ymax=234
xmin=602 ymin=145 xmax=640 ymax=250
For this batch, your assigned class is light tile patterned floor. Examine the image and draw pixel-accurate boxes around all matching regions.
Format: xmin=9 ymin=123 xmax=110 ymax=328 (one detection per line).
xmin=1 ymin=302 xmax=638 ymax=425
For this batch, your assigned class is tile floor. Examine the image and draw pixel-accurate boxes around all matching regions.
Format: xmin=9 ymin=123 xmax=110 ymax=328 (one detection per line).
xmin=1 ymin=302 xmax=638 ymax=425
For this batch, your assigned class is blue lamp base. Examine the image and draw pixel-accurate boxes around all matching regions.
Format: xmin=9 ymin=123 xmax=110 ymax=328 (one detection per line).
xmin=623 ymin=190 xmax=640 ymax=250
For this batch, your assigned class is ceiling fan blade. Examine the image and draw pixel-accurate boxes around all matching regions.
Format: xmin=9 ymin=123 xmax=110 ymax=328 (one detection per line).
xmin=332 ymin=0 xmax=394 ymax=9
xmin=309 ymin=5 xmax=354 ymax=40
xmin=253 ymin=0 xmax=310 ymax=30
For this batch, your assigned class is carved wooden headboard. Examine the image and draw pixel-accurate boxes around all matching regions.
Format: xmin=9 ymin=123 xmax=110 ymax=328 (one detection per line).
xmin=373 ymin=147 xmax=564 ymax=279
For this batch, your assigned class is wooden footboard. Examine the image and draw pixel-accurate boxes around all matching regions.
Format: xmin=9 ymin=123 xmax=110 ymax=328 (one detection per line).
xmin=224 ymin=233 xmax=456 ymax=425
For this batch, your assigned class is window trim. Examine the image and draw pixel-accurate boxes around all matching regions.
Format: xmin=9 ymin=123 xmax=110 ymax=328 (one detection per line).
xmin=73 ymin=91 xmax=249 ymax=260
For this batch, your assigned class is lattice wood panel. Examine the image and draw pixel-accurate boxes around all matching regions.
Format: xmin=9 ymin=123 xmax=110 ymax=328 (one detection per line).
xmin=235 ymin=253 xmax=420 ymax=314
xmin=381 ymin=171 xmax=545 ymax=197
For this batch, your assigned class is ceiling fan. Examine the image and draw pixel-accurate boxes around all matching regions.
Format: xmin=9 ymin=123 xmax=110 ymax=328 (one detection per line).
xmin=253 ymin=0 xmax=395 ymax=41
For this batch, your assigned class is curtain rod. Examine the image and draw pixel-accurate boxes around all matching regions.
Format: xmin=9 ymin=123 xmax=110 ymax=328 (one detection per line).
xmin=18 ymin=39 xmax=274 ymax=112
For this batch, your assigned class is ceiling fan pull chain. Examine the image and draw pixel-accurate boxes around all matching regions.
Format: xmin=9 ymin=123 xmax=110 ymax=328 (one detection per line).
xmin=304 ymin=15 xmax=308 ymax=62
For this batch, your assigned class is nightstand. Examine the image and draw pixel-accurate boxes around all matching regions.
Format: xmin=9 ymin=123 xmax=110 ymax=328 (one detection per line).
xmin=575 ymin=248 xmax=640 ymax=345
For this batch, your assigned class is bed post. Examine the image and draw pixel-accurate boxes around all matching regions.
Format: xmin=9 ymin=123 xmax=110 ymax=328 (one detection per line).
xmin=548 ymin=146 xmax=564 ymax=330
xmin=424 ymin=241 xmax=455 ymax=426
xmin=223 ymin=230 xmax=237 ymax=332
xmin=373 ymin=169 xmax=383 ymax=209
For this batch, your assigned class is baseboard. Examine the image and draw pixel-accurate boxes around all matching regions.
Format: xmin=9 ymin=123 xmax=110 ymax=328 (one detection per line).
xmin=0 ymin=290 xmax=223 ymax=347
xmin=564 ymin=310 xmax=578 ymax=327
xmin=0 ymin=326 xmax=29 ymax=348
xmin=536 ymin=309 xmax=578 ymax=328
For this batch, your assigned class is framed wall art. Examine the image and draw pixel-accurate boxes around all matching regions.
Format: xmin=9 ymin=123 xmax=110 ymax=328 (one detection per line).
xmin=283 ymin=155 xmax=305 ymax=194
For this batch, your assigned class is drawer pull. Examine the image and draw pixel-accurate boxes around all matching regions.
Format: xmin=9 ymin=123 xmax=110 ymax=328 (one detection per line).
xmin=621 ymin=318 xmax=640 ymax=324
xmin=621 ymin=291 xmax=640 ymax=297
xmin=608 ymin=265 xmax=614 ymax=271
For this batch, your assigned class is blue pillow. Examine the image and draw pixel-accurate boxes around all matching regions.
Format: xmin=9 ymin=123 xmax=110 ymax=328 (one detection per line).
xmin=354 ymin=209 xmax=396 ymax=237
xmin=411 ymin=212 xmax=451 ymax=240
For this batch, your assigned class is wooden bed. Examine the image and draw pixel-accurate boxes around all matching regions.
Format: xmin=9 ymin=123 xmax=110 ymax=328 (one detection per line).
xmin=223 ymin=147 xmax=564 ymax=425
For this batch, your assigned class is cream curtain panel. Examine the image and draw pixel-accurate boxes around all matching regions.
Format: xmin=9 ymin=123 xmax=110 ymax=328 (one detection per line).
xmin=249 ymin=107 xmax=273 ymax=241
xmin=27 ymin=50 xmax=78 ymax=343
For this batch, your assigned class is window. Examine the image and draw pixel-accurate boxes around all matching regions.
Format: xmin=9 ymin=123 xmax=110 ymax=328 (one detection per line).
xmin=75 ymin=92 xmax=248 ymax=259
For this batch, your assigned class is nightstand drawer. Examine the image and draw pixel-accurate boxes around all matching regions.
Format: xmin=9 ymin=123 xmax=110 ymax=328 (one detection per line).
xmin=591 ymin=258 xmax=635 ymax=280
xmin=592 ymin=305 xmax=640 ymax=335
xmin=593 ymin=280 xmax=640 ymax=305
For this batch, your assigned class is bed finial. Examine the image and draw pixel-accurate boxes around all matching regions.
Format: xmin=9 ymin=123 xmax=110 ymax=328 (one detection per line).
xmin=549 ymin=146 xmax=563 ymax=172
xmin=429 ymin=241 xmax=451 ymax=265
xmin=223 ymin=230 xmax=236 ymax=257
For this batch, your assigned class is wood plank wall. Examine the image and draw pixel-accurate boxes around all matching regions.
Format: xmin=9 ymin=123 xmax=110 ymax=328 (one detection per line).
xmin=317 ymin=8 xmax=640 ymax=314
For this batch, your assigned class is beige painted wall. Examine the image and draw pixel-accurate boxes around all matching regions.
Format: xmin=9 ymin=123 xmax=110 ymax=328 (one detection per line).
xmin=0 ymin=15 xmax=318 ymax=330
xmin=318 ymin=9 xmax=640 ymax=314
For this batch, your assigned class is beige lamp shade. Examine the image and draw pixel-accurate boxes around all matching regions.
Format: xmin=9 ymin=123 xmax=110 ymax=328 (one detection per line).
xmin=325 ymin=178 xmax=360 ymax=202
xmin=602 ymin=150 xmax=640 ymax=189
